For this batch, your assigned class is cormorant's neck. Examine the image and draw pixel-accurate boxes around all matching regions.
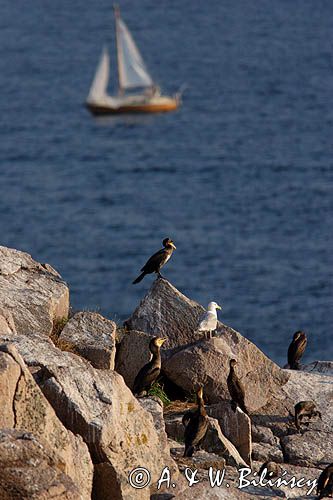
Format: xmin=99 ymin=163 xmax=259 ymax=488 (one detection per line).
xmin=151 ymin=348 xmax=161 ymax=364
xmin=197 ymin=396 xmax=206 ymax=416
xmin=164 ymin=244 xmax=174 ymax=254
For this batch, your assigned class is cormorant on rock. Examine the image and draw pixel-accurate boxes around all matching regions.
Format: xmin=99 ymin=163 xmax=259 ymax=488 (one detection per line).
xmin=132 ymin=337 xmax=166 ymax=397
xmin=183 ymin=386 xmax=209 ymax=457
xmin=227 ymin=359 xmax=248 ymax=415
xmin=317 ymin=463 xmax=333 ymax=499
xmin=287 ymin=331 xmax=307 ymax=370
xmin=132 ymin=238 xmax=176 ymax=284
xmin=294 ymin=400 xmax=321 ymax=431
xmin=196 ymin=302 xmax=222 ymax=339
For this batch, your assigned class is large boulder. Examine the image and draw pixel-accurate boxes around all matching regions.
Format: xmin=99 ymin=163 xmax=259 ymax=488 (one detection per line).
xmin=163 ymin=337 xmax=288 ymax=412
xmin=125 ymin=279 xmax=289 ymax=412
xmin=0 ymin=429 xmax=81 ymax=500
xmin=58 ymin=312 xmax=116 ymax=369
xmin=0 ymin=331 xmax=178 ymax=500
xmin=124 ymin=278 xmax=204 ymax=349
xmin=0 ymin=343 xmax=93 ymax=500
xmin=0 ymin=246 xmax=69 ymax=336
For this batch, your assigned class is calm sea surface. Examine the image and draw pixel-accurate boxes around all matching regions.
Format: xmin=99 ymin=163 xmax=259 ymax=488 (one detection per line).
xmin=1 ymin=0 xmax=332 ymax=365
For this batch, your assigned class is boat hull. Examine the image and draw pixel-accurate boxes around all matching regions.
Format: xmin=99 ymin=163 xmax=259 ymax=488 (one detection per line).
xmin=86 ymin=98 xmax=179 ymax=115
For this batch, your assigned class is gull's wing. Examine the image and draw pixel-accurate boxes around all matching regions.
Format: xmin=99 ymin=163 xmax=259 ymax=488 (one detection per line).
xmin=197 ymin=311 xmax=217 ymax=331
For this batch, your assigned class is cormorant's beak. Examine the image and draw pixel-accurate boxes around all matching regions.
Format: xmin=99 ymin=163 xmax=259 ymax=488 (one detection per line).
xmin=170 ymin=242 xmax=176 ymax=250
xmin=157 ymin=338 xmax=167 ymax=346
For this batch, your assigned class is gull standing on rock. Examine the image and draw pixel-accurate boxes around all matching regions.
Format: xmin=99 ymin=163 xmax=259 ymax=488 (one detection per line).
xmin=197 ymin=302 xmax=222 ymax=339
xmin=132 ymin=238 xmax=176 ymax=284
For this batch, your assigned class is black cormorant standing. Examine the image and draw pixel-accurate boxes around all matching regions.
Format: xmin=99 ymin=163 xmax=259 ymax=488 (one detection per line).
xmin=294 ymin=400 xmax=321 ymax=431
xmin=227 ymin=358 xmax=248 ymax=415
xmin=287 ymin=331 xmax=307 ymax=370
xmin=133 ymin=238 xmax=176 ymax=284
xmin=317 ymin=463 xmax=333 ymax=499
xmin=132 ymin=337 xmax=166 ymax=397
xmin=183 ymin=386 xmax=209 ymax=457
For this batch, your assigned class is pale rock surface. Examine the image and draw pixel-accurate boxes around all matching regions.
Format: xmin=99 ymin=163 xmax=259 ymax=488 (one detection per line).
xmin=303 ymin=360 xmax=333 ymax=375
xmin=281 ymin=430 xmax=333 ymax=467
xmin=0 ymin=343 xmax=93 ymax=500
xmin=252 ymin=424 xmax=278 ymax=446
xmin=59 ymin=311 xmax=116 ymax=369
xmin=253 ymin=368 xmax=333 ymax=470
xmin=0 ymin=245 xmax=69 ymax=336
xmin=252 ymin=442 xmax=284 ymax=463
xmin=0 ymin=331 xmax=177 ymax=500
xmin=0 ymin=429 xmax=81 ymax=500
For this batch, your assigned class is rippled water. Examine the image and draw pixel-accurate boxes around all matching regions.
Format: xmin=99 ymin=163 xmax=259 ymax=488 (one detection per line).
xmin=1 ymin=0 xmax=332 ymax=365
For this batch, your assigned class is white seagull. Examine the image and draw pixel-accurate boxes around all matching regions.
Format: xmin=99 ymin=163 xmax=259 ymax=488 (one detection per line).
xmin=197 ymin=302 xmax=222 ymax=339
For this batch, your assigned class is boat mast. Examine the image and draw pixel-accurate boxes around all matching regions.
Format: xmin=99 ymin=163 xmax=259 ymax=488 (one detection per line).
xmin=113 ymin=4 xmax=123 ymax=95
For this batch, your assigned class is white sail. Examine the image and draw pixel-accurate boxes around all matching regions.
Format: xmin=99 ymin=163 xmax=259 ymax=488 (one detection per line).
xmin=116 ymin=17 xmax=154 ymax=90
xmin=87 ymin=47 xmax=110 ymax=103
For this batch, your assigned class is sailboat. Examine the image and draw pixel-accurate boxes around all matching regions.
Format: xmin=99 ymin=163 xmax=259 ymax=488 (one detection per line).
xmin=86 ymin=6 xmax=181 ymax=115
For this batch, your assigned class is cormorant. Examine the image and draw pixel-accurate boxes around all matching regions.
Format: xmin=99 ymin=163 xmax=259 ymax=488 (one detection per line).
xmin=132 ymin=337 xmax=166 ymax=396
xmin=227 ymin=358 xmax=248 ymax=415
xmin=294 ymin=400 xmax=321 ymax=431
xmin=287 ymin=331 xmax=307 ymax=370
xmin=317 ymin=463 xmax=333 ymax=499
xmin=133 ymin=238 xmax=176 ymax=284
xmin=197 ymin=302 xmax=222 ymax=339
xmin=183 ymin=386 xmax=209 ymax=457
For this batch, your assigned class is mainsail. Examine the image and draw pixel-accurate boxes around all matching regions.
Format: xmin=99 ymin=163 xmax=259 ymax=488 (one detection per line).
xmin=115 ymin=13 xmax=154 ymax=91
xmin=87 ymin=47 xmax=110 ymax=103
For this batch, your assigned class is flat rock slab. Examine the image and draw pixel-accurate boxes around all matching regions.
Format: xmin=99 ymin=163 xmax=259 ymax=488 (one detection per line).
xmin=0 ymin=245 xmax=69 ymax=336
xmin=0 ymin=429 xmax=81 ymax=500
xmin=59 ymin=311 xmax=116 ymax=369
xmin=125 ymin=279 xmax=289 ymax=412
xmin=203 ymin=418 xmax=248 ymax=467
xmin=0 ymin=343 xmax=93 ymax=500
xmin=0 ymin=331 xmax=175 ymax=500
xmin=207 ymin=402 xmax=252 ymax=466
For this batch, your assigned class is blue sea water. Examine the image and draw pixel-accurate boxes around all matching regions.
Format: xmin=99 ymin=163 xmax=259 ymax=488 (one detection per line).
xmin=0 ymin=0 xmax=332 ymax=366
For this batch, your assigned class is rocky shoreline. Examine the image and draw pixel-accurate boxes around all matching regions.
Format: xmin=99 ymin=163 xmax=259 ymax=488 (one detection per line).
xmin=0 ymin=245 xmax=332 ymax=499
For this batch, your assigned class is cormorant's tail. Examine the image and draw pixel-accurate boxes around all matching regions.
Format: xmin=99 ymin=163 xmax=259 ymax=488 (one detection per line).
xmin=183 ymin=445 xmax=194 ymax=457
xmin=133 ymin=272 xmax=145 ymax=284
